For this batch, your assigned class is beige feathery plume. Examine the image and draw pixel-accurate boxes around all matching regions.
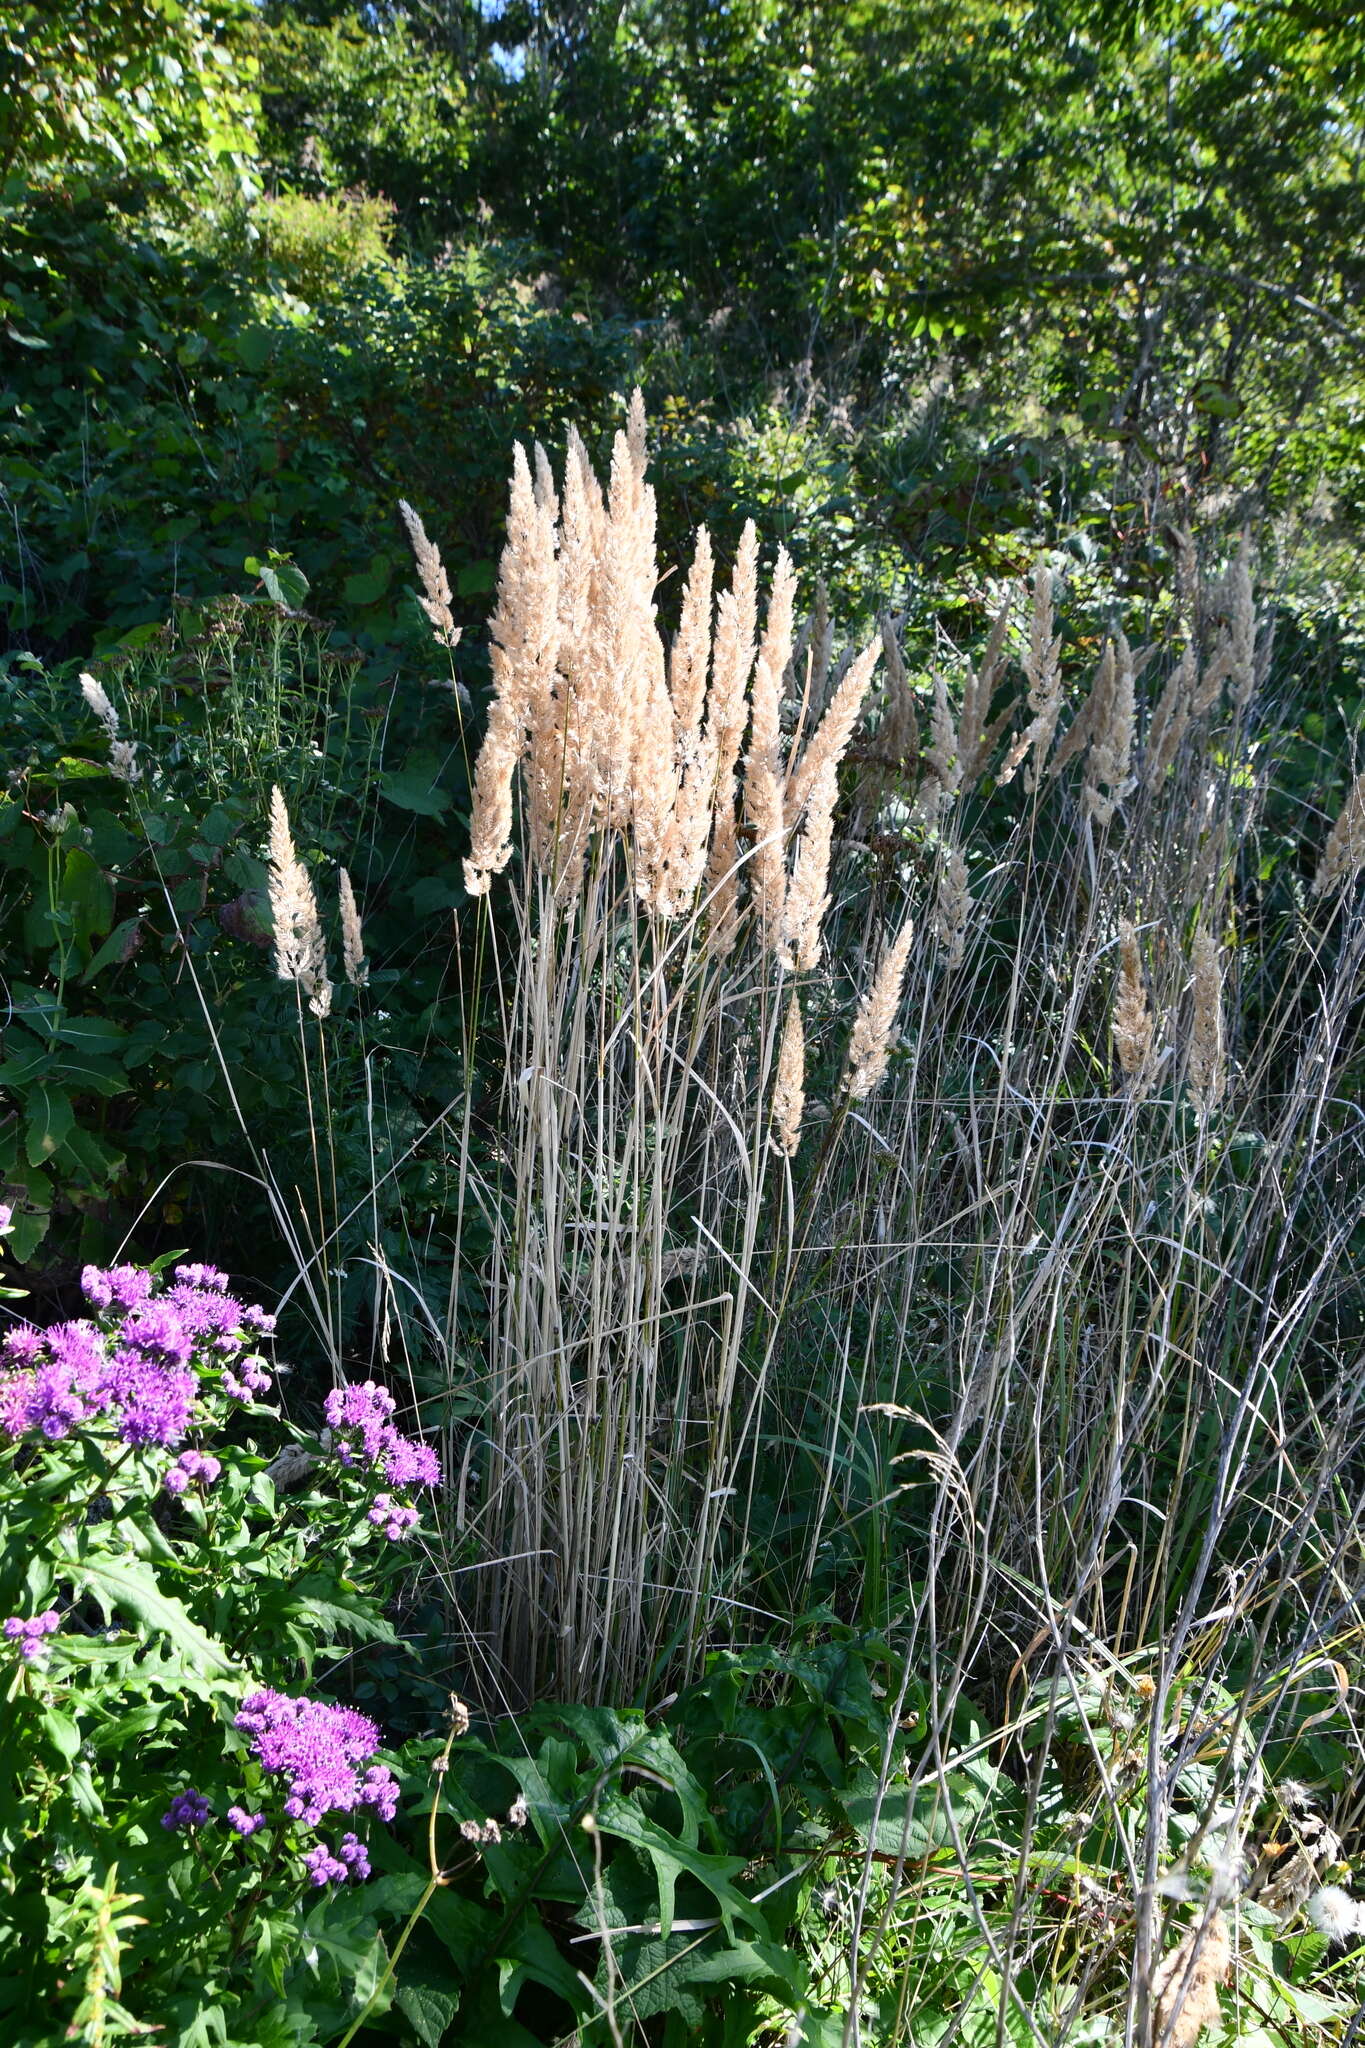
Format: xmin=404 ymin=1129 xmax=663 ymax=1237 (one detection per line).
xmin=1312 ymin=769 xmax=1365 ymax=896
xmin=1227 ymin=540 xmax=1256 ymax=712
xmin=1187 ymin=924 xmax=1225 ymax=1103
xmin=918 ymin=670 xmax=961 ymax=812
xmin=704 ymin=525 xmax=760 ymax=916
xmin=531 ymin=440 xmax=559 ymax=524
xmin=933 ymin=847 xmax=972 ymax=970
xmin=785 ymin=635 xmax=879 ymax=827
xmin=1152 ymin=1911 xmax=1231 ymax=2047
xmin=783 ymin=755 xmax=838 ymax=970
xmin=1050 ymin=639 xmax=1114 ymax=781
xmin=744 ymin=549 xmax=797 ymax=963
xmin=398 ymin=501 xmax=462 ymax=652
xmin=626 ymin=384 xmax=648 ymax=489
xmin=788 ymin=579 xmax=835 ymax=726
xmin=844 ymin=917 xmax=915 ymax=1099
xmin=878 ymin=613 xmax=918 ymax=764
xmin=771 ymin=993 xmax=806 ymax=1156
xmin=958 ymin=597 xmax=1012 ymax=790
xmin=80 ymin=671 xmax=140 ymax=783
xmin=1000 ymin=562 xmax=1062 ymax=789
xmin=1143 ymin=647 xmax=1194 ymax=795
xmin=1113 ymin=921 xmax=1153 ymax=1080
xmin=632 ymin=636 xmax=679 ymax=913
xmin=706 ymin=804 xmax=742 ymax=959
xmin=268 ymin=786 xmax=332 ymax=1019
xmin=1085 ymin=629 xmax=1135 ymax=826
xmin=466 ymin=443 xmax=561 ymax=893
xmin=655 ymin=530 xmax=719 ymax=913
xmin=1191 ymin=610 xmax=1234 ymax=715
xmin=338 ymin=868 xmax=368 ymax=989
xmin=670 ymin=528 xmax=714 ymax=751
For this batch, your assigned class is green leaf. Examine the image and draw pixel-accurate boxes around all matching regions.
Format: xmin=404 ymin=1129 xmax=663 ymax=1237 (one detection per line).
xmin=25 ymin=1084 xmax=74 ymax=1165
xmin=395 ymin=1969 xmax=460 ymax=2048
xmin=73 ymin=1550 xmax=237 ymax=1683
xmin=344 ymin=555 xmax=393 ymax=606
xmin=379 ymin=756 xmax=451 ymax=818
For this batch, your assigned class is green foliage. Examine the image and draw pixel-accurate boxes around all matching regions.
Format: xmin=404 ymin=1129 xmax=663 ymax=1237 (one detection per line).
xmin=0 ymin=603 xmax=471 ymax=1328
xmin=1 ymin=0 xmax=259 ymax=200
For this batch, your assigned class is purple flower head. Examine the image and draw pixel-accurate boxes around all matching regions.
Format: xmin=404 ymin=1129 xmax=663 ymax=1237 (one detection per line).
xmin=302 ymin=1843 xmax=349 ymax=1886
xmin=117 ymin=1302 xmax=192 ymax=1371
xmin=234 ymin=1689 xmax=390 ymax=1829
xmin=162 ymin=1788 xmax=212 ymax=1831
xmin=222 ymin=1355 xmax=272 ymax=1402
xmin=367 ymin=1493 xmax=420 ymax=1542
xmin=303 ymin=1832 xmax=371 ymax=1887
xmin=0 ymin=1204 xmax=13 ymax=1233
xmin=174 ymin=1263 xmax=229 ymax=1292
xmin=1 ymin=1325 xmax=45 ymax=1367
xmin=323 ymin=1380 xmax=440 ymax=1495
xmin=381 ymin=1433 xmax=441 ymax=1491
xmin=324 ymin=1382 xmax=396 ymax=1462
xmin=0 ymin=1323 xmax=112 ymax=1442
xmin=359 ymin=1765 xmax=399 ymax=1824
xmin=227 ymin=1806 xmax=266 ymax=1837
xmin=243 ymin=1305 xmax=277 ymax=1338
xmin=103 ymin=1350 xmax=196 ymax=1447
xmin=163 ymin=1448 xmax=221 ymax=1495
xmin=3 ymin=1611 xmax=58 ymax=1661
xmin=81 ymin=1264 xmax=155 ymax=1315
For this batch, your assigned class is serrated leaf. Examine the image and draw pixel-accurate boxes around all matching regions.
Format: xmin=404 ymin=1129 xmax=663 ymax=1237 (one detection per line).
xmin=73 ymin=1549 xmax=236 ymax=1682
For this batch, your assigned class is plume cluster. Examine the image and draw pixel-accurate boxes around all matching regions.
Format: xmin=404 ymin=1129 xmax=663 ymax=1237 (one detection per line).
xmin=462 ymin=392 xmax=879 ymax=962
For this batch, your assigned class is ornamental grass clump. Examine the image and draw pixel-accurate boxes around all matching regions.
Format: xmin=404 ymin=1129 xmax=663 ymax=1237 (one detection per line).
xmin=443 ymin=395 xmax=933 ymax=1704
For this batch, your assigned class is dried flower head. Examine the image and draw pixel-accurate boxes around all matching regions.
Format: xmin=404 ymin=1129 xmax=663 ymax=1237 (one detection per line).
xmin=1187 ymin=924 xmax=1225 ymax=1104
xmin=1113 ymin=921 xmax=1154 ymax=1082
xmin=338 ymin=869 xmax=368 ymax=988
xmin=398 ymin=500 xmax=462 ymax=652
xmin=1313 ymin=770 xmax=1365 ymax=897
xmin=1152 ymin=1911 xmax=1231 ymax=2047
xmin=771 ymin=993 xmax=806 ymax=1156
xmin=933 ymin=847 xmax=972 ymax=971
xmin=844 ymin=918 xmax=915 ymax=1099
xmin=267 ymin=787 xmax=332 ymax=1019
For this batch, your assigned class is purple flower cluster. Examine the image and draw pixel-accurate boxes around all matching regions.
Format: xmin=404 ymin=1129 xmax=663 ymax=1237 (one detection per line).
xmin=3 ymin=1610 xmax=59 ymax=1663
xmin=235 ymin=1689 xmax=400 ymax=1830
xmin=162 ymin=1788 xmax=212 ymax=1830
xmin=303 ymin=1833 xmax=371 ymax=1886
xmin=0 ymin=1265 xmax=277 ymax=1451
xmin=227 ymin=1805 xmax=266 ymax=1837
xmin=324 ymin=1381 xmax=441 ymax=1491
xmin=164 ymin=1448 xmax=222 ymax=1496
xmin=367 ymin=1493 xmax=419 ymax=1542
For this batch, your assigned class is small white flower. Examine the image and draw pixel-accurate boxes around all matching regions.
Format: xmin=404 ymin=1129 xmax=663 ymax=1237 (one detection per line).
xmin=1307 ymin=1885 xmax=1365 ymax=1944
